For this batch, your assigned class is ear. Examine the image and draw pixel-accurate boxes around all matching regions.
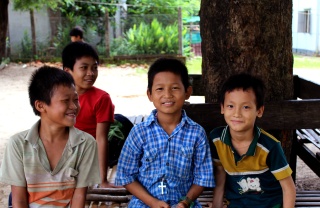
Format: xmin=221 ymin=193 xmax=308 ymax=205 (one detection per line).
xmin=220 ymin=103 xmax=225 ymax=114
xmin=257 ymin=106 xmax=264 ymax=118
xmin=147 ymin=89 xmax=152 ymax=102
xmin=185 ymin=86 xmax=193 ymax=100
xmin=64 ymin=67 xmax=72 ymax=73
xmin=35 ymin=100 xmax=46 ymax=113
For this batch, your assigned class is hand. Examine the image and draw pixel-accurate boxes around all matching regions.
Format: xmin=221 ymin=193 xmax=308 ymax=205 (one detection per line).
xmin=174 ymin=202 xmax=188 ymax=208
xmin=150 ymin=199 xmax=170 ymax=208
xmin=99 ymin=181 xmax=123 ymax=188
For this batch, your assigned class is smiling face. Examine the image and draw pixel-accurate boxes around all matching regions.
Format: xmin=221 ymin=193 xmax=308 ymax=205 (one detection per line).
xmin=147 ymin=71 xmax=192 ymax=118
xmin=38 ymin=84 xmax=79 ymax=128
xmin=221 ymin=88 xmax=264 ymax=135
xmin=65 ymin=56 xmax=98 ymax=95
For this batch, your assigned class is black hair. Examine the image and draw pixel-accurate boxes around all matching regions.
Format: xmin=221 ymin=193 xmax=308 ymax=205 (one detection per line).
xmin=62 ymin=41 xmax=99 ymax=70
xmin=220 ymin=73 xmax=265 ymax=109
xmin=28 ymin=66 xmax=75 ymax=116
xmin=69 ymin=26 xmax=84 ymax=39
xmin=147 ymin=58 xmax=190 ymax=93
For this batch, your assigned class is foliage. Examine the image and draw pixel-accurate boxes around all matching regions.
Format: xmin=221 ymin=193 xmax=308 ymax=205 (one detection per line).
xmin=51 ymin=14 xmax=98 ymax=56
xmin=20 ymin=30 xmax=32 ymax=59
xmin=110 ymin=38 xmax=138 ymax=56
xmin=59 ymin=0 xmax=117 ymax=38
xmin=121 ymin=18 xmax=187 ymax=55
xmin=12 ymin=0 xmax=66 ymax=11
xmin=126 ymin=0 xmax=200 ymax=17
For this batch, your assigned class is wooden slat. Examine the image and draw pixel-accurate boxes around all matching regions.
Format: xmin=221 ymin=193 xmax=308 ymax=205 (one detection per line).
xmin=294 ymin=75 xmax=320 ymax=99
xmin=190 ymin=74 xmax=320 ymax=99
xmin=87 ymin=188 xmax=130 ymax=195
xmin=183 ymin=100 xmax=320 ymax=132
xmin=296 ymin=142 xmax=320 ymax=178
xmin=86 ymin=194 xmax=131 ymax=203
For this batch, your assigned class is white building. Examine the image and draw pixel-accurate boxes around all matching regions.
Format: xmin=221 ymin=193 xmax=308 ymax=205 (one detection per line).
xmin=292 ymin=0 xmax=320 ymax=55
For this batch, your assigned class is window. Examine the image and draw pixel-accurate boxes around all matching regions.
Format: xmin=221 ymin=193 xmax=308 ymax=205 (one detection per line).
xmin=298 ymin=9 xmax=311 ymax=33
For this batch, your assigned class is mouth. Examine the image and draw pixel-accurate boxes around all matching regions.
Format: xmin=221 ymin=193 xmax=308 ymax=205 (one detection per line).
xmin=66 ymin=112 xmax=77 ymax=118
xmin=162 ymin=101 xmax=174 ymax=106
xmin=231 ymin=120 xmax=242 ymax=124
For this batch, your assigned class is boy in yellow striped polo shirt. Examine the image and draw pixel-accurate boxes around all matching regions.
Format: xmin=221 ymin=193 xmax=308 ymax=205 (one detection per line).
xmin=210 ymin=73 xmax=296 ymax=208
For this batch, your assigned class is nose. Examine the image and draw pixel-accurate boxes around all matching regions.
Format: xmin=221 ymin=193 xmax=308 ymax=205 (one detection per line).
xmin=164 ymin=89 xmax=173 ymax=98
xmin=69 ymin=101 xmax=79 ymax=110
xmin=87 ymin=69 xmax=95 ymax=76
xmin=233 ymin=107 xmax=241 ymax=117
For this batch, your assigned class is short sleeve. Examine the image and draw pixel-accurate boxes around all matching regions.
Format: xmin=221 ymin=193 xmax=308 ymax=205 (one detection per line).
xmin=95 ymin=93 xmax=114 ymax=123
xmin=267 ymin=142 xmax=292 ymax=180
xmin=76 ymin=138 xmax=101 ymax=187
xmin=0 ymin=137 xmax=27 ymax=186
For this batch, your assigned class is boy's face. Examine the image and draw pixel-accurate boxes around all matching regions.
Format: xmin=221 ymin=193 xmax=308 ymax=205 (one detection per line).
xmin=221 ymin=88 xmax=264 ymax=135
xmin=147 ymin=71 xmax=192 ymax=118
xmin=37 ymin=84 xmax=79 ymax=128
xmin=65 ymin=56 xmax=98 ymax=95
xmin=70 ymin=35 xmax=82 ymax=42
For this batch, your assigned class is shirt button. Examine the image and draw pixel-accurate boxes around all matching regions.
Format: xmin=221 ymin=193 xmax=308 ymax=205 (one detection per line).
xmin=166 ymin=162 xmax=169 ymax=166
xmin=168 ymin=138 xmax=171 ymax=141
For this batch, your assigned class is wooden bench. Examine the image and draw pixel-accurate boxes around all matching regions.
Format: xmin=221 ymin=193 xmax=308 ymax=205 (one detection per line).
xmin=85 ymin=75 xmax=320 ymax=207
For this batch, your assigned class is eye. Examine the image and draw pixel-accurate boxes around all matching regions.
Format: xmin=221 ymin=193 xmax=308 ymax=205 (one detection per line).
xmin=80 ymin=66 xmax=88 ymax=70
xmin=156 ymin=87 xmax=163 ymax=91
xmin=226 ymin=105 xmax=233 ymax=109
xmin=172 ymin=86 xmax=180 ymax=90
xmin=243 ymin=106 xmax=250 ymax=109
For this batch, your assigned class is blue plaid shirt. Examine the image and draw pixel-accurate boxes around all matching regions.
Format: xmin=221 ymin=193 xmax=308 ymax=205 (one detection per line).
xmin=115 ymin=109 xmax=215 ymax=207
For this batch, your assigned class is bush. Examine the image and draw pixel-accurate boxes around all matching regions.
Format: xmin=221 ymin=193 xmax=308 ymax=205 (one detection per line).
xmin=120 ymin=18 xmax=187 ymax=55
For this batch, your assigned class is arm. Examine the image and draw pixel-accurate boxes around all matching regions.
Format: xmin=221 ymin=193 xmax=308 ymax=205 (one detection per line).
xmin=96 ymin=122 xmax=113 ymax=188
xmin=70 ymin=187 xmax=87 ymax=208
xmin=212 ymin=165 xmax=226 ymax=208
xmin=125 ymin=181 xmax=170 ymax=208
xmin=11 ymin=185 xmax=28 ymax=208
xmin=176 ymin=184 xmax=204 ymax=208
xmin=279 ymin=176 xmax=296 ymax=208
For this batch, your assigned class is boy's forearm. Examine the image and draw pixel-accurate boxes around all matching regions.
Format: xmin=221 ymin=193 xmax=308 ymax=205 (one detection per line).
xmin=124 ymin=181 xmax=159 ymax=207
xmin=96 ymin=138 xmax=108 ymax=183
xmin=96 ymin=122 xmax=111 ymax=184
xmin=185 ymin=184 xmax=204 ymax=200
xmin=280 ymin=176 xmax=296 ymax=208
xmin=11 ymin=186 xmax=29 ymax=208
xmin=212 ymin=166 xmax=226 ymax=208
xmin=71 ymin=187 xmax=87 ymax=208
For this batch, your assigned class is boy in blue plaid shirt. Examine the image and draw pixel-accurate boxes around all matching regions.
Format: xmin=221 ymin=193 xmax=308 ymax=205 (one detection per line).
xmin=115 ymin=58 xmax=215 ymax=207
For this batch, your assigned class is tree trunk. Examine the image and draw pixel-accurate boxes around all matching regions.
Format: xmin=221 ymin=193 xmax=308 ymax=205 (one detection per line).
xmin=47 ymin=8 xmax=61 ymax=47
xmin=200 ymin=0 xmax=294 ymax=161
xmin=105 ymin=10 xmax=110 ymax=58
xmin=0 ymin=0 xmax=9 ymax=59
xmin=30 ymin=9 xmax=37 ymax=58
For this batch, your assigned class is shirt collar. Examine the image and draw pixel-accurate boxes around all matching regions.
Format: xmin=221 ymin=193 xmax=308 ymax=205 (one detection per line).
xmin=144 ymin=109 xmax=195 ymax=127
xmin=25 ymin=120 xmax=85 ymax=148
xmin=221 ymin=125 xmax=261 ymax=156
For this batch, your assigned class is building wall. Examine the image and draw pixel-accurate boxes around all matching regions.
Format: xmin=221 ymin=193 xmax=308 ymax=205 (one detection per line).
xmin=292 ymin=0 xmax=320 ymax=55
xmin=8 ymin=2 xmax=51 ymax=55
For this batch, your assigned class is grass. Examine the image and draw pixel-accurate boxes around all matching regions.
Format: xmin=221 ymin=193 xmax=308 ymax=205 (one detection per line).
xmin=186 ymin=55 xmax=320 ymax=74
xmin=293 ymin=55 xmax=320 ymax=69
xmin=186 ymin=57 xmax=202 ymax=74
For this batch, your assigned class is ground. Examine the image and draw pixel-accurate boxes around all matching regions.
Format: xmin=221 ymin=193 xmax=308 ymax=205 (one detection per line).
xmin=0 ymin=63 xmax=319 ymax=206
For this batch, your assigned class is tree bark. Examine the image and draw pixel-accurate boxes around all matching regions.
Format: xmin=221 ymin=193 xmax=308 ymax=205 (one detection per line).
xmin=200 ymin=0 xmax=294 ymax=161
xmin=30 ymin=9 xmax=37 ymax=58
xmin=0 ymin=0 xmax=9 ymax=59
